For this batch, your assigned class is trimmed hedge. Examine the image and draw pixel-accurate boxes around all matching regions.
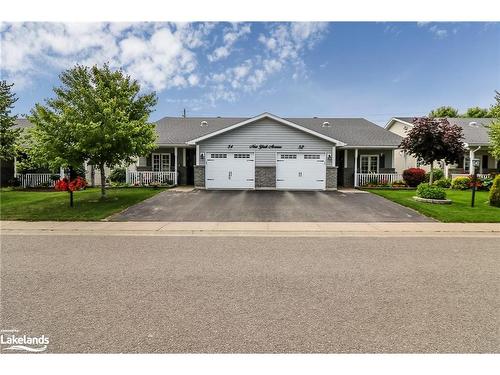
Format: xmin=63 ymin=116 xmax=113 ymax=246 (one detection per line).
xmin=416 ymin=183 xmax=446 ymax=200
xmin=433 ymin=178 xmax=451 ymax=188
xmin=109 ymin=167 xmax=126 ymax=183
xmin=451 ymin=176 xmax=471 ymax=190
xmin=425 ymin=168 xmax=444 ymax=182
xmin=489 ymin=175 xmax=500 ymax=207
xmin=403 ymin=168 xmax=426 ymax=187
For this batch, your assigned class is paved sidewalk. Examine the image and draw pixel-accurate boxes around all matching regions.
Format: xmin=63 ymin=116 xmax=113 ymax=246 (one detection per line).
xmin=2 ymin=221 xmax=499 ymax=237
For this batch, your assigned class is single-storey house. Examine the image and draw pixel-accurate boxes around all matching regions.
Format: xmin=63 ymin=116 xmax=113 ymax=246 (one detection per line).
xmin=5 ymin=112 xmax=403 ymax=189
xmin=128 ymin=112 xmax=403 ymax=190
xmin=386 ymin=117 xmax=499 ymax=178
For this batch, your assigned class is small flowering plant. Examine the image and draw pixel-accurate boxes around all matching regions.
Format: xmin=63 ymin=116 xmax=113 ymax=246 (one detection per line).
xmin=55 ymin=176 xmax=87 ymax=207
xmin=55 ymin=176 xmax=87 ymax=192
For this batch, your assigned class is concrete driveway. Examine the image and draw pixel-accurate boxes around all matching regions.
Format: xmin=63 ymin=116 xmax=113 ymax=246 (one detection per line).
xmin=110 ymin=190 xmax=433 ymax=222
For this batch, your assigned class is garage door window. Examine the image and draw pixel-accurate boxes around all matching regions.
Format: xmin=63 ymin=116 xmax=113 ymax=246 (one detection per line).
xmin=360 ymin=155 xmax=379 ymax=173
xmin=210 ymin=153 xmax=227 ymax=158
xmin=280 ymin=154 xmax=297 ymax=159
xmin=304 ymin=154 xmax=321 ymax=159
xmin=234 ymin=153 xmax=251 ymax=158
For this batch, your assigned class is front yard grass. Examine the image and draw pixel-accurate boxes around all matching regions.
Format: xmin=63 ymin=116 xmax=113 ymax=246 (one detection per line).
xmin=366 ymin=189 xmax=499 ymax=223
xmin=0 ymin=187 xmax=166 ymax=221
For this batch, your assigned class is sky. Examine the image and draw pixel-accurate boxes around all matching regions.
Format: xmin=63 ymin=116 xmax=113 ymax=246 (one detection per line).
xmin=1 ymin=22 xmax=499 ymax=125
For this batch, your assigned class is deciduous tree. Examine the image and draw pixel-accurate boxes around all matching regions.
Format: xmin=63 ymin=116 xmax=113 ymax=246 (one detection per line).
xmin=29 ymin=64 xmax=158 ymax=198
xmin=428 ymin=106 xmax=459 ymax=118
xmin=400 ymin=117 xmax=465 ymax=184
xmin=0 ymin=81 xmax=21 ymax=161
xmin=464 ymin=106 xmax=490 ymax=118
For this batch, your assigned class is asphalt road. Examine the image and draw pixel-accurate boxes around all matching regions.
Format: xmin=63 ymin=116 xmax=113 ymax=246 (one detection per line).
xmin=110 ymin=190 xmax=433 ymax=222
xmin=1 ymin=234 xmax=498 ymax=353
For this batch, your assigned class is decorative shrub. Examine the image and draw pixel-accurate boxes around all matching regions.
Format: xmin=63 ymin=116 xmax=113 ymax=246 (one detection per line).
xmin=55 ymin=176 xmax=87 ymax=192
xmin=391 ymin=180 xmax=407 ymax=187
xmin=402 ymin=168 xmax=426 ymax=187
xmin=109 ymin=167 xmax=126 ymax=183
xmin=7 ymin=177 xmax=20 ymax=187
xmin=416 ymin=183 xmax=446 ymax=200
xmin=489 ymin=175 xmax=500 ymax=207
xmin=451 ymin=176 xmax=471 ymax=190
xmin=433 ymin=178 xmax=451 ymax=188
xmin=50 ymin=174 xmax=60 ymax=181
xmin=479 ymin=177 xmax=493 ymax=191
xmin=425 ymin=168 xmax=444 ymax=182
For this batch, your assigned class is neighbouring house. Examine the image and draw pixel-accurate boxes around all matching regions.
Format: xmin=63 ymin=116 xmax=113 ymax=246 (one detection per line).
xmin=5 ymin=112 xmax=403 ymax=189
xmin=386 ymin=117 xmax=500 ymax=178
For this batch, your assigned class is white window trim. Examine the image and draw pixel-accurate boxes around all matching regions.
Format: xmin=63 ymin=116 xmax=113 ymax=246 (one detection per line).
xmin=360 ymin=154 xmax=379 ymax=173
xmin=152 ymin=153 xmax=171 ymax=172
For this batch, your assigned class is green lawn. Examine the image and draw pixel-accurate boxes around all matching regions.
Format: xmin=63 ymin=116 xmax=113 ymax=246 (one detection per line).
xmin=366 ymin=189 xmax=499 ymax=223
xmin=0 ymin=187 xmax=166 ymax=221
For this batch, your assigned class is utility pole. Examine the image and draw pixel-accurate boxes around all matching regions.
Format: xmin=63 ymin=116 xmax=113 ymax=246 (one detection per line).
xmin=182 ymin=108 xmax=186 ymax=118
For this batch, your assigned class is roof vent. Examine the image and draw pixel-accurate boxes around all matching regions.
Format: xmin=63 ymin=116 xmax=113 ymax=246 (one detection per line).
xmin=200 ymin=120 xmax=208 ymax=127
xmin=469 ymin=121 xmax=478 ymax=127
xmin=322 ymin=121 xmax=331 ymax=127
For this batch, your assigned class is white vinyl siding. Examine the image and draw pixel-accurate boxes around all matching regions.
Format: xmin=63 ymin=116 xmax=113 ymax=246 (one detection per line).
xmin=198 ymin=118 xmax=335 ymax=167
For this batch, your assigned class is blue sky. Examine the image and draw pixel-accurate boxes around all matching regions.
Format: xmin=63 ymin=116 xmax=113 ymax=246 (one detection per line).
xmin=1 ymin=22 xmax=499 ymax=125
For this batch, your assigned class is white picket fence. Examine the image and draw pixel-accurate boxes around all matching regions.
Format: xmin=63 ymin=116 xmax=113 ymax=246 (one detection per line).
xmin=126 ymin=171 xmax=177 ymax=186
xmin=356 ymin=173 xmax=403 ymax=187
xmin=451 ymin=173 xmax=492 ymax=180
xmin=16 ymin=173 xmax=56 ymax=188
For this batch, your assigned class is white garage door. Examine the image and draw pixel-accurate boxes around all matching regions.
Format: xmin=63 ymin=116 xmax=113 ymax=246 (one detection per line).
xmin=205 ymin=152 xmax=255 ymax=189
xmin=276 ymin=153 xmax=326 ymax=190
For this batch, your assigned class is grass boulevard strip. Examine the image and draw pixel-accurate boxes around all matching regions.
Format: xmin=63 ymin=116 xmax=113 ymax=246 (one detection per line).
xmin=0 ymin=187 xmax=167 ymax=221
xmin=365 ymin=189 xmax=499 ymax=223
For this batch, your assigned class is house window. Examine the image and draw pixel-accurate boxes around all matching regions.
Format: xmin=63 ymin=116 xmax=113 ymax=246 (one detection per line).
xmin=152 ymin=153 xmax=170 ymax=172
xmin=360 ymin=155 xmax=379 ymax=173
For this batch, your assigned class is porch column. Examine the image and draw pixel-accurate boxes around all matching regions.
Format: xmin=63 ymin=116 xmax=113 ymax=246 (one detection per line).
xmin=344 ymin=149 xmax=348 ymax=168
xmin=174 ymin=147 xmax=178 ymax=185
xmin=59 ymin=166 xmax=64 ymax=178
xmin=469 ymin=149 xmax=474 ymax=175
xmin=196 ymin=144 xmax=200 ymax=165
xmin=13 ymin=156 xmax=17 ymax=176
xmin=354 ymin=148 xmax=359 ymax=187
xmin=182 ymin=148 xmax=186 ymax=167
xmin=331 ymin=145 xmax=336 ymax=167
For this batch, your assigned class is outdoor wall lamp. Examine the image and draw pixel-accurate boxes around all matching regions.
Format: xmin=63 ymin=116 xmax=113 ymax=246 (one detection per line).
xmin=200 ymin=153 xmax=205 ymax=160
xmin=327 ymin=154 xmax=332 ymax=160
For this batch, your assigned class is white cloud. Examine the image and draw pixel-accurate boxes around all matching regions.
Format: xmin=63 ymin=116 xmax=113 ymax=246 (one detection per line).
xmin=1 ymin=22 xmax=329 ymax=108
xmin=207 ymin=23 xmax=251 ymax=62
xmin=417 ymin=22 xmax=454 ymax=39
xmin=0 ymin=22 xmax=211 ymax=91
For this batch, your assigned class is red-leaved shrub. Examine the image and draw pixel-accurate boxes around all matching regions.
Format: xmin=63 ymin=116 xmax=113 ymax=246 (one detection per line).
xmin=55 ymin=177 xmax=87 ymax=192
xmin=402 ymin=168 xmax=426 ymax=187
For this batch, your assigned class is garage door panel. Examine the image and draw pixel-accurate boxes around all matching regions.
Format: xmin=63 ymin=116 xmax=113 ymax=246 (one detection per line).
xmin=276 ymin=153 xmax=326 ymax=190
xmin=205 ymin=153 xmax=255 ymax=189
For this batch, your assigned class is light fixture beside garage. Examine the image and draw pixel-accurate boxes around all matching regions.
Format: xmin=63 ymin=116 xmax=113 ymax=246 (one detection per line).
xmin=200 ymin=153 xmax=205 ymax=160
xmin=327 ymin=154 xmax=332 ymax=160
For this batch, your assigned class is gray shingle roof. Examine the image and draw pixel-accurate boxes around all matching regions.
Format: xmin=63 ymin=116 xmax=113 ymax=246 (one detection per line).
xmin=393 ymin=117 xmax=494 ymax=145
xmin=155 ymin=116 xmax=402 ymax=147
xmin=15 ymin=115 xmax=403 ymax=147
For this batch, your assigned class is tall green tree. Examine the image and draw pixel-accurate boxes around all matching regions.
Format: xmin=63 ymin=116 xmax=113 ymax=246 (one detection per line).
xmin=488 ymin=90 xmax=500 ymax=118
xmin=464 ymin=106 xmax=490 ymax=118
xmin=29 ymin=64 xmax=158 ymax=198
xmin=428 ymin=106 xmax=459 ymax=118
xmin=400 ymin=117 xmax=465 ymax=184
xmin=0 ymin=81 xmax=21 ymax=161
xmin=488 ymin=91 xmax=500 ymax=160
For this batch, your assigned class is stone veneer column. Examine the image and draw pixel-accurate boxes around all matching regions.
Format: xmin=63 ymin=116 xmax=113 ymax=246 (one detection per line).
xmin=194 ymin=166 xmax=205 ymax=188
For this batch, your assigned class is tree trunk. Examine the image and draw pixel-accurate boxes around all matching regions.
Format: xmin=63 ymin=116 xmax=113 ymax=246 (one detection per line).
xmin=90 ymin=165 xmax=95 ymax=187
xmin=429 ymin=161 xmax=434 ymax=185
xmin=99 ymin=163 xmax=106 ymax=199
xmin=69 ymin=190 xmax=74 ymax=207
